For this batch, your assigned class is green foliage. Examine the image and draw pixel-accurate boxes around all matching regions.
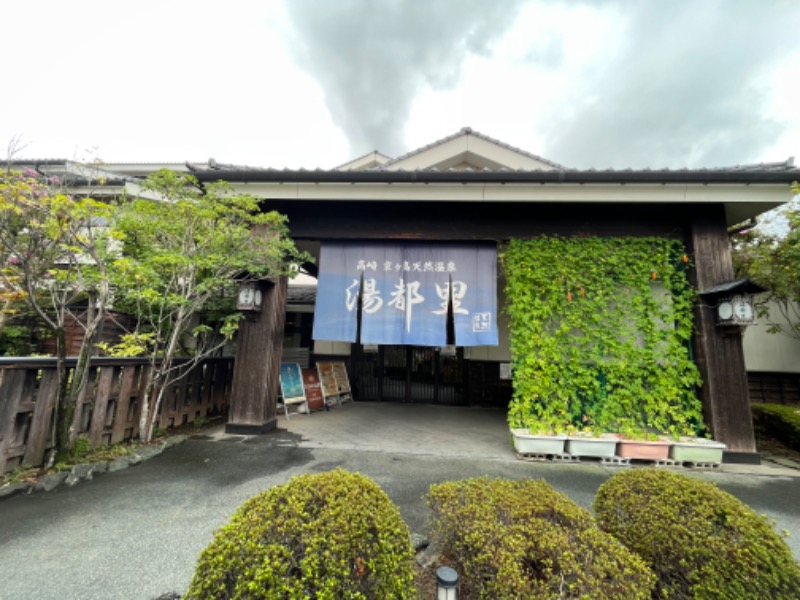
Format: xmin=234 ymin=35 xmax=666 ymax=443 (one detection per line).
xmin=70 ymin=436 xmax=91 ymax=461
xmin=0 ymin=323 xmax=37 ymax=356
xmin=1 ymin=465 xmax=40 ymax=485
xmin=97 ymin=332 xmax=156 ymax=357
xmin=595 ymin=468 xmax=800 ymax=599
xmin=184 ymin=469 xmax=418 ymax=600
xmin=427 ymin=477 xmax=655 ymax=600
xmin=752 ymin=403 xmax=800 ymax=452
xmin=732 ymin=182 xmax=800 ymax=340
xmin=502 ymin=236 xmax=703 ymax=438
xmin=111 ymin=169 xmax=311 ymax=442
xmin=0 ymin=167 xmax=114 ymax=458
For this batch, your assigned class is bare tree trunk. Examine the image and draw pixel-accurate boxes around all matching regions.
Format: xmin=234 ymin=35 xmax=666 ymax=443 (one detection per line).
xmin=141 ymin=306 xmax=187 ymax=443
xmin=51 ymin=327 xmax=70 ymax=462
xmin=53 ymin=297 xmax=106 ymax=461
xmin=0 ymin=298 xmax=12 ymax=339
xmin=138 ymin=364 xmax=157 ymax=442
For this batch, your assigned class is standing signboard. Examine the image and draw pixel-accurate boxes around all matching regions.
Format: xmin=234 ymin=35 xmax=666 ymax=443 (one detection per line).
xmin=279 ymin=363 xmax=308 ymax=417
xmin=302 ymin=367 xmax=325 ymax=412
xmin=332 ymin=361 xmax=353 ymax=403
xmin=317 ymin=362 xmax=340 ymax=406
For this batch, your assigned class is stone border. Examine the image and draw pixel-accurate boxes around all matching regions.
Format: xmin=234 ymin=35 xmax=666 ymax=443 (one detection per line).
xmin=0 ymin=435 xmax=187 ymax=501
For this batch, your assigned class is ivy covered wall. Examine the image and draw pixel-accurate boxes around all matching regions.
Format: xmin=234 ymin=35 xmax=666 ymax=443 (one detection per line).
xmin=503 ymin=236 xmax=705 ymax=439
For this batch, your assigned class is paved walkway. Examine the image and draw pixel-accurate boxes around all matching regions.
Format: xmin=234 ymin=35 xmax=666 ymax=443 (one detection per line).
xmin=1 ymin=402 xmax=799 ymax=600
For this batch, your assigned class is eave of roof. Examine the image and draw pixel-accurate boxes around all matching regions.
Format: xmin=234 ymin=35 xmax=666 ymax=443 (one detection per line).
xmin=186 ymin=165 xmax=800 ymax=185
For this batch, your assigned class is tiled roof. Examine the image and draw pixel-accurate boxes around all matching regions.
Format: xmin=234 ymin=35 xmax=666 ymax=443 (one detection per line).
xmin=288 ymin=286 xmax=316 ymax=304
xmin=700 ymin=278 xmax=769 ymax=296
xmin=180 ymin=163 xmax=800 ymax=186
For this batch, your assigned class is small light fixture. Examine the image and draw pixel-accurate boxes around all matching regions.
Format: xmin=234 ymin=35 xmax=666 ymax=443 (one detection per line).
xmin=436 ymin=566 xmax=458 ymax=600
xmin=716 ymin=294 xmax=755 ymax=326
xmin=236 ymin=281 xmax=263 ymax=312
xmin=699 ymin=278 xmax=767 ymax=328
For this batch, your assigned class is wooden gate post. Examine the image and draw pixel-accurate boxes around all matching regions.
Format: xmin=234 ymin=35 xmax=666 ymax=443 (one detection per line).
xmin=689 ymin=207 xmax=758 ymax=460
xmin=226 ymin=277 xmax=288 ymax=434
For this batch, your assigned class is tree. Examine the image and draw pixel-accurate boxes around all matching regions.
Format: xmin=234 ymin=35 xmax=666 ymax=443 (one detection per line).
xmin=0 ymin=166 xmax=114 ymax=461
xmin=111 ymin=169 xmax=310 ymax=443
xmin=732 ymin=182 xmax=800 ymax=340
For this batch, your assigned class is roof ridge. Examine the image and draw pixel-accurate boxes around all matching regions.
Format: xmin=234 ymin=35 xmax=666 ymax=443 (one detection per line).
xmin=383 ymin=126 xmax=566 ymax=169
xmin=715 ymin=157 xmax=796 ymax=171
xmin=333 ymin=149 xmax=392 ymax=171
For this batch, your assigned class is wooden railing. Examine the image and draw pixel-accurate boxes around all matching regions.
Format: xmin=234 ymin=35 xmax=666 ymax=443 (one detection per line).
xmin=0 ymin=356 xmax=234 ymax=474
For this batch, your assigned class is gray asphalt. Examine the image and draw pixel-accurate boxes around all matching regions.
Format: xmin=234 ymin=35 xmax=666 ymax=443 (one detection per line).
xmin=1 ymin=402 xmax=799 ymax=600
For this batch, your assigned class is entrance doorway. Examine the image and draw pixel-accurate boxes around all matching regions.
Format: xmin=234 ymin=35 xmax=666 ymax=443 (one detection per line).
xmin=351 ymin=345 xmax=466 ymax=405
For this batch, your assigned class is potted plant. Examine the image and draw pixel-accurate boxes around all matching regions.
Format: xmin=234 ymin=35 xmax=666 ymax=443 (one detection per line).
xmin=511 ymin=429 xmax=568 ymax=454
xmin=565 ymin=429 xmax=619 ymax=458
xmin=614 ymin=434 xmax=672 ymax=460
xmin=669 ymin=436 xmax=726 ymax=463
xmin=508 ymin=393 xmax=570 ymax=455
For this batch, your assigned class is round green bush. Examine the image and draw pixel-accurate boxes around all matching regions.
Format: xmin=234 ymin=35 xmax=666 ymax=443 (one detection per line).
xmin=427 ymin=477 xmax=655 ymax=599
xmin=594 ymin=468 xmax=800 ymax=599
xmin=184 ymin=469 xmax=418 ymax=599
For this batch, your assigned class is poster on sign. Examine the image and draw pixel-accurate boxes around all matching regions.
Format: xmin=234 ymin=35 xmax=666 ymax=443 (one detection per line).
xmin=332 ymin=361 xmax=353 ymax=403
xmin=316 ymin=362 xmax=339 ymax=404
xmin=302 ymin=368 xmax=325 ymax=412
xmin=279 ymin=363 xmax=308 ymax=415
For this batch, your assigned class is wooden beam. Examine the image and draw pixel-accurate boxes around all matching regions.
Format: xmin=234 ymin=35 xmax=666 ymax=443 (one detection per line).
xmin=226 ymin=277 xmax=288 ymax=434
xmin=689 ymin=206 xmax=757 ymax=455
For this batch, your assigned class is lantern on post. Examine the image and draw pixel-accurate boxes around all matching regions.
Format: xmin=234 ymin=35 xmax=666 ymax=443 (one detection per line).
xmin=236 ymin=281 xmax=263 ymax=312
xmin=700 ymin=278 xmax=767 ymax=327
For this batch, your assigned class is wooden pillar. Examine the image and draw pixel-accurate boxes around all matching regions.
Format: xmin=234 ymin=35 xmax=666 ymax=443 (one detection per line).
xmin=226 ymin=277 xmax=288 ymax=434
xmin=689 ymin=207 xmax=757 ymax=460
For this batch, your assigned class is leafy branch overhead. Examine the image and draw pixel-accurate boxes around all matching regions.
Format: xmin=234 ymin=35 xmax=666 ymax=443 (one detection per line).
xmin=732 ymin=181 xmax=800 ymax=340
xmin=503 ymin=236 xmax=704 ymax=439
xmin=1 ymin=165 xmax=310 ymax=451
xmin=0 ymin=167 xmax=114 ymax=461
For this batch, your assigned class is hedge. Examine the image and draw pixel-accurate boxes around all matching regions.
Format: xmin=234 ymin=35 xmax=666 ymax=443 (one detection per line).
xmin=427 ymin=477 xmax=655 ymax=599
xmin=752 ymin=403 xmax=800 ymax=452
xmin=184 ymin=469 xmax=418 ymax=599
xmin=595 ymin=468 xmax=800 ymax=599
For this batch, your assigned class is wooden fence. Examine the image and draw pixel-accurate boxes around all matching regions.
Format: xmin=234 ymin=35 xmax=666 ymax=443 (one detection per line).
xmin=748 ymin=371 xmax=800 ymax=406
xmin=0 ymin=356 xmax=234 ymax=474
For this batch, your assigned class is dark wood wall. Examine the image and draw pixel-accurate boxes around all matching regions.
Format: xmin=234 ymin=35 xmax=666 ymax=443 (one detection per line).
xmin=268 ymin=200 xmax=689 ymax=241
xmin=236 ymin=198 xmax=756 ymax=454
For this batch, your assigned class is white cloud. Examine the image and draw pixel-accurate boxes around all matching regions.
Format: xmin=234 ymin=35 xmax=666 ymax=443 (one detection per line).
xmin=1 ymin=0 xmax=798 ymax=169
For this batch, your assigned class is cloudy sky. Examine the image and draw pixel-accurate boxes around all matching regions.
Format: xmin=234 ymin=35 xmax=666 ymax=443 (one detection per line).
xmin=2 ymin=0 xmax=799 ymax=170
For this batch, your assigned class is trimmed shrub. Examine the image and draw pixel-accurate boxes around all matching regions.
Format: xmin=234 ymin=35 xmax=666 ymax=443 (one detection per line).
xmin=184 ymin=469 xmax=418 ymax=599
xmin=752 ymin=403 xmax=800 ymax=452
xmin=595 ymin=468 xmax=800 ymax=599
xmin=427 ymin=477 xmax=655 ymax=599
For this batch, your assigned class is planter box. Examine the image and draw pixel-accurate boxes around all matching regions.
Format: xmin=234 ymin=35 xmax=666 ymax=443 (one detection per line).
xmin=616 ymin=438 xmax=671 ymax=460
xmin=511 ymin=429 xmax=567 ymax=454
xmin=670 ymin=438 xmax=726 ymax=463
xmin=566 ymin=435 xmax=618 ymax=458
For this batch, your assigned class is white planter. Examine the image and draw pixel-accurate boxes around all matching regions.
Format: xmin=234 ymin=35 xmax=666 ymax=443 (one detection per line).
xmin=566 ymin=435 xmax=618 ymax=458
xmin=669 ymin=437 xmax=726 ymax=463
xmin=511 ymin=429 xmax=567 ymax=454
